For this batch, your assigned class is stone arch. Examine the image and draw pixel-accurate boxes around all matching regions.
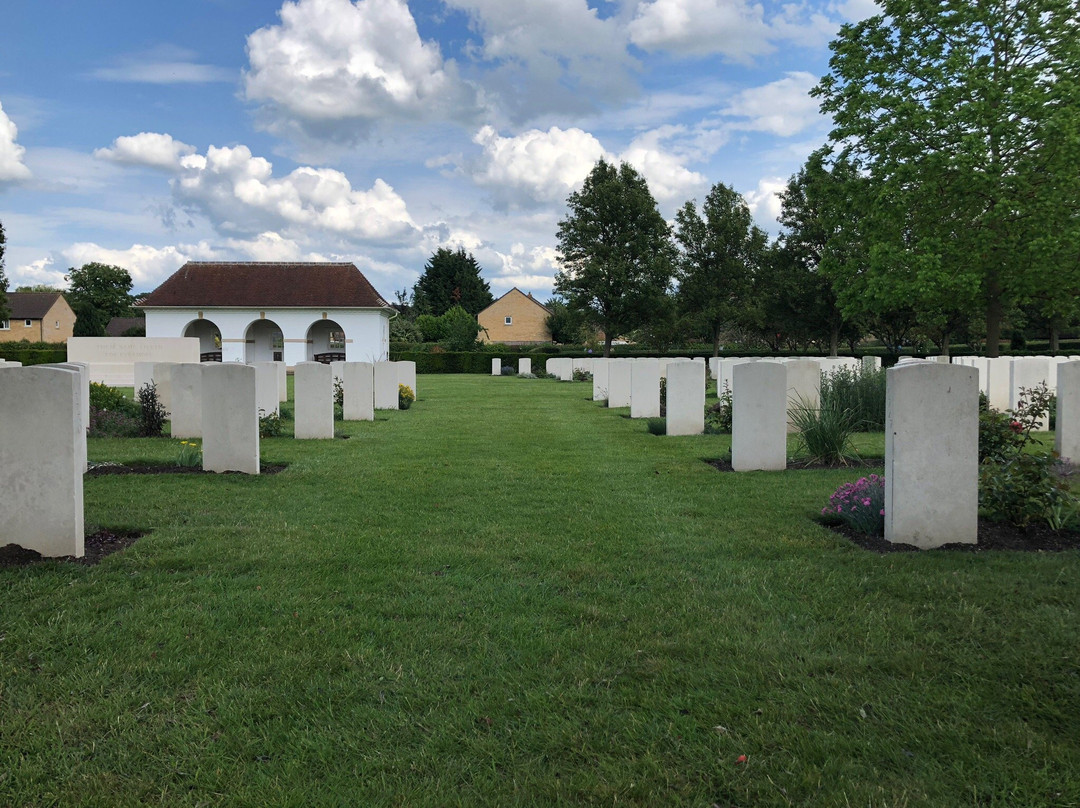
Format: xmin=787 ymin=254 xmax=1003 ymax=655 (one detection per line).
xmin=245 ymin=319 xmax=284 ymax=363
xmin=306 ymin=319 xmax=346 ymax=362
xmin=183 ymin=319 xmax=222 ymax=360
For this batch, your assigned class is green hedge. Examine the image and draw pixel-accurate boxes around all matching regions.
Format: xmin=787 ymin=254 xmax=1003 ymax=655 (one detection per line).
xmin=390 ymin=351 xmax=550 ymax=374
xmin=0 ymin=343 xmax=68 ymax=365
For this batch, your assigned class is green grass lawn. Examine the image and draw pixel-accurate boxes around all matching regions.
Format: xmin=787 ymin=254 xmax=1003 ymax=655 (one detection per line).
xmin=2 ymin=375 xmax=1078 ymax=807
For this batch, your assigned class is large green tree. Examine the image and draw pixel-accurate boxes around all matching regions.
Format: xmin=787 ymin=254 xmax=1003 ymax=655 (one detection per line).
xmin=0 ymin=220 xmax=9 ymax=324
xmin=65 ymin=262 xmax=135 ymax=337
xmin=554 ymin=159 xmax=676 ymax=357
xmin=412 ymin=247 xmax=493 ymax=317
xmin=813 ymin=0 xmax=1080 ymax=357
xmin=674 ymin=182 xmax=767 ymax=356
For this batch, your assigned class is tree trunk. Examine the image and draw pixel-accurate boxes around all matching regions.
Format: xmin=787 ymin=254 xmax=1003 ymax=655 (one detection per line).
xmin=604 ymin=334 xmax=613 ymax=358
xmin=829 ymin=323 xmax=839 ymax=357
xmin=1050 ymin=325 xmax=1060 ymax=355
xmin=713 ymin=325 xmax=721 ymax=358
xmin=940 ymin=332 xmax=950 ymax=357
xmin=986 ymin=295 xmax=1003 ymax=358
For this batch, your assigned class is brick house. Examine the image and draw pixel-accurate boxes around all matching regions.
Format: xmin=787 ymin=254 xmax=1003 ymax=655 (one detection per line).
xmin=478 ymin=288 xmax=552 ymax=345
xmin=138 ymin=262 xmax=394 ymax=366
xmin=0 ymin=292 xmax=76 ymax=343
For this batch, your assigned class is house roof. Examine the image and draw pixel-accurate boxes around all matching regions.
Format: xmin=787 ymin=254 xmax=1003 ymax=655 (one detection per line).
xmin=105 ymin=316 xmax=146 ymax=337
xmin=138 ymin=262 xmax=391 ymax=309
xmin=478 ymin=287 xmax=551 ymax=316
xmin=7 ymin=292 xmax=65 ymax=320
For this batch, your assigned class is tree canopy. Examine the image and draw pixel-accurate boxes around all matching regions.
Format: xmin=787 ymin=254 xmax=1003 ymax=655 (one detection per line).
xmin=674 ymin=182 xmax=767 ymax=356
xmin=813 ymin=0 xmax=1080 ymax=357
xmin=65 ymin=262 xmax=135 ymax=337
xmin=554 ymin=159 xmax=676 ymax=357
xmin=412 ymin=248 xmax=493 ymax=317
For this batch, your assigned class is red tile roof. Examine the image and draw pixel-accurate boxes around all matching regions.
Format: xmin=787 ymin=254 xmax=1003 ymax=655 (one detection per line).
xmin=7 ymin=292 xmax=67 ymax=320
xmin=138 ymin=262 xmax=390 ymax=309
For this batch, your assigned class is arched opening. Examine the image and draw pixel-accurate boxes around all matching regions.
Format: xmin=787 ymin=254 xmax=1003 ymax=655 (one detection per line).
xmin=183 ymin=319 xmax=223 ymax=361
xmin=307 ymin=319 xmax=346 ymax=363
xmin=245 ymin=319 xmax=284 ymax=363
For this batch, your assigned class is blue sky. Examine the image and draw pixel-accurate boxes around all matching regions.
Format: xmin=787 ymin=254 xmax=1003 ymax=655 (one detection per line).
xmin=0 ymin=0 xmax=876 ymax=301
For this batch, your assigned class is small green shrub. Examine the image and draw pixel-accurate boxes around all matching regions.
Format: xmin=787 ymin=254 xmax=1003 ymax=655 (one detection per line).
xmin=89 ymin=381 xmax=137 ymax=415
xmin=789 ymin=396 xmax=859 ymax=465
xmin=704 ymin=384 xmax=732 ymax=434
xmin=89 ymin=407 xmax=139 ymax=438
xmin=333 ymin=378 xmax=344 ymax=408
xmin=659 ymin=377 xmax=667 ymax=417
xmin=572 ymin=369 xmax=593 ymax=383
xmin=398 ymin=384 xmax=415 ymax=410
xmin=821 ymin=474 xmax=886 ymax=536
xmin=646 ymin=418 xmax=666 ymax=435
xmin=136 ymin=382 xmax=169 ymax=438
xmin=259 ymin=409 xmax=284 ymax=437
xmin=979 ymin=408 xmax=1023 ymax=463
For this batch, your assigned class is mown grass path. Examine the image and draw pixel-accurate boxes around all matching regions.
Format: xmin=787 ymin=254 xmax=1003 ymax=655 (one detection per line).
xmin=2 ymin=375 xmax=1078 ymax=806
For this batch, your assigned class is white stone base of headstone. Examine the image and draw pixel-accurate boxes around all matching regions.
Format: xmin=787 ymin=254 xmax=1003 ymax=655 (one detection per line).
xmin=732 ymin=362 xmax=787 ymax=471
xmin=0 ymin=367 xmax=84 ymax=557
xmin=666 ymin=361 xmax=705 ymax=435
xmin=885 ymin=363 xmax=977 ymax=548
xmin=202 ymin=364 xmax=260 ymax=474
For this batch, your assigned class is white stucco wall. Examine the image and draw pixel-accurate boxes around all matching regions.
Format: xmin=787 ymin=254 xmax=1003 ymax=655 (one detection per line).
xmin=144 ymin=307 xmax=392 ymax=367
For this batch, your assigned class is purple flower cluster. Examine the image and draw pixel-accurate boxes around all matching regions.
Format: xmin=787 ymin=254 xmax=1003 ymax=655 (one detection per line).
xmin=822 ymin=474 xmax=886 ymax=536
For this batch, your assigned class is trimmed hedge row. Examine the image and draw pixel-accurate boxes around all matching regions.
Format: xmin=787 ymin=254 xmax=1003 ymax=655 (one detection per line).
xmin=0 ymin=344 xmax=68 ymax=365
xmin=390 ymin=351 xmax=549 ymax=374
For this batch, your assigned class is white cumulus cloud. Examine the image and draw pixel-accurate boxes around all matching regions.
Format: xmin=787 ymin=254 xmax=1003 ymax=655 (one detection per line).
xmin=89 ymin=45 xmax=234 ymax=84
xmin=0 ymin=100 xmax=32 ymax=185
xmin=471 ymin=125 xmax=608 ymax=207
xmin=723 ymin=72 xmax=823 ymax=136
xmin=743 ymin=176 xmax=787 ymax=228
xmin=619 ymin=129 xmax=707 ymax=203
xmin=94 ymin=132 xmax=197 ymax=171
xmin=629 ymin=0 xmax=773 ymax=62
xmin=174 ymin=143 xmax=420 ymax=245
xmin=244 ymin=0 xmax=481 ymax=139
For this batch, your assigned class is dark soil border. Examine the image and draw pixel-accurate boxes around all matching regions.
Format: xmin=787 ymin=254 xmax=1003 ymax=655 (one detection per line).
xmin=1 ymin=528 xmax=146 ymax=568
xmin=87 ymin=463 xmax=287 ymax=477
xmin=822 ymin=518 xmax=1080 ymax=553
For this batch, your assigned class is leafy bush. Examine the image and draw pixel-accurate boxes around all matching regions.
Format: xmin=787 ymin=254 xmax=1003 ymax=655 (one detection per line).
xmin=89 ymin=381 xmax=137 ymax=415
xmin=704 ymin=384 xmax=732 ymax=434
xmin=646 ymin=417 xmax=666 ymax=435
xmin=820 ymin=366 xmax=886 ymax=431
xmin=415 ymin=314 xmax=446 ymax=342
xmin=979 ymin=382 xmax=1078 ymax=529
xmin=572 ymin=369 xmax=593 ymax=383
xmin=136 ymin=382 xmax=169 ymax=438
xmin=398 ymin=384 xmax=415 ymax=410
xmin=259 ymin=409 xmax=284 ymax=437
xmin=501 ymin=365 xmax=517 ymax=376
xmin=333 ymin=378 xmax=344 ymax=408
xmin=789 ymin=396 xmax=860 ymax=465
xmin=89 ymin=407 xmax=139 ymax=438
xmin=821 ymin=475 xmax=886 ymax=536
xmin=659 ymin=377 xmax=667 ymax=417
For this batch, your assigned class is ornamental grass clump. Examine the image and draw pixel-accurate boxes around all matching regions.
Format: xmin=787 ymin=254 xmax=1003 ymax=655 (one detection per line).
xmin=821 ymin=474 xmax=886 ymax=536
xmin=789 ymin=396 xmax=859 ymax=466
xmin=820 ymin=366 xmax=886 ymax=431
xmin=175 ymin=440 xmax=201 ymax=468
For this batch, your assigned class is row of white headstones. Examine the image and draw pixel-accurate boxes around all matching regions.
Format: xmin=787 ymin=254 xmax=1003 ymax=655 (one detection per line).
xmin=493 ymin=354 xmax=1080 ymax=550
xmin=0 ymin=359 xmax=417 ymax=558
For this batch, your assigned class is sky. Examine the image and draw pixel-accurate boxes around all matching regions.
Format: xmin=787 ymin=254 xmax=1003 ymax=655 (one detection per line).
xmin=0 ymin=0 xmax=878 ymax=303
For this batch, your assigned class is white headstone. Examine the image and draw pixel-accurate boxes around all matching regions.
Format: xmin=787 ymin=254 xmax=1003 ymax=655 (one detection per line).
xmin=861 ymin=356 xmax=882 ymax=373
xmin=134 ymin=361 xmax=155 ymax=396
xmin=0 ymin=367 xmax=84 ymax=557
xmin=492 ymin=358 xmax=502 ymax=376
xmin=202 ymin=363 xmax=260 ymax=474
xmin=572 ymin=357 xmax=593 ymax=378
xmin=885 ymin=363 xmax=978 ymax=548
xmin=607 ymin=359 xmax=632 ymax=408
xmin=629 ymin=358 xmax=661 ymax=418
xmin=593 ymin=358 xmax=610 ymax=401
xmin=253 ymin=361 xmax=280 ymax=417
xmin=1010 ymin=357 xmax=1051 ymax=428
xmin=169 ymin=363 xmax=203 ymax=439
xmin=46 ymin=362 xmax=89 ymax=471
xmin=342 ymin=362 xmax=375 ymax=421
xmin=374 ymin=361 xmax=399 ymax=410
xmin=985 ymin=356 xmax=1013 ymax=411
xmin=151 ymin=362 xmax=175 ymax=411
xmin=666 ymin=361 xmax=705 ymax=436
xmin=519 ymin=358 xmax=532 ymax=376
xmin=330 ymin=361 xmax=346 ymax=388
xmin=732 ymin=361 xmax=787 ymax=471
xmin=786 ymin=359 xmax=821 ymax=432
xmin=277 ymin=361 xmax=288 ymax=403
xmin=397 ymin=360 xmax=417 ymax=399
xmin=1056 ymin=361 xmax=1080 ymax=463
xmin=294 ymin=362 xmax=335 ymax=439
